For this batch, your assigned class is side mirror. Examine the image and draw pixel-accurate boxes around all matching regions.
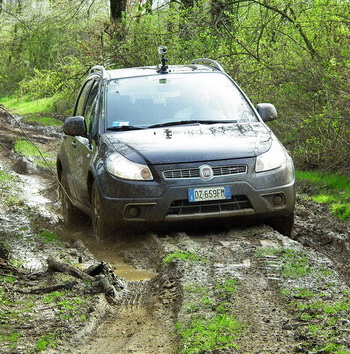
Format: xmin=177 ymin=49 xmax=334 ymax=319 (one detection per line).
xmin=256 ymin=103 xmax=277 ymax=122
xmin=63 ymin=116 xmax=87 ymax=136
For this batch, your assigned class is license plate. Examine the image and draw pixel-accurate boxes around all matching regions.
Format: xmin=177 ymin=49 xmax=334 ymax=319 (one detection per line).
xmin=188 ymin=186 xmax=231 ymax=202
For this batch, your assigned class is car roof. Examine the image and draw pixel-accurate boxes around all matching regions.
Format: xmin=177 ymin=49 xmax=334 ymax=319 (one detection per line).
xmin=89 ymin=59 xmax=226 ymax=80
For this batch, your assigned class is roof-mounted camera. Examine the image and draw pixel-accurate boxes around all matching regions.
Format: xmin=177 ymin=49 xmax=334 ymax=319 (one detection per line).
xmin=158 ymin=46 xmax=168 ymax=73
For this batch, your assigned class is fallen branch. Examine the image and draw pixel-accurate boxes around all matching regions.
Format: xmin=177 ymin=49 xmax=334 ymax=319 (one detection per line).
xmin=16 ymin=281 xmax=78 ymax=294
xmin=47 ymin=256 xmax=93 ymax=281
xmin=46 ymin=257 xmax=121 ymax=300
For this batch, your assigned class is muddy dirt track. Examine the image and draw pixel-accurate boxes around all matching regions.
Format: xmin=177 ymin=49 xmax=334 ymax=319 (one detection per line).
xmin=0 ymin=111 xmax=350 ymax=353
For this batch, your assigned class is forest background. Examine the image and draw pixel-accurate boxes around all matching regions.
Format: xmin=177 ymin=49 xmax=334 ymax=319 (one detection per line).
xmin=0 ymin=0 xmax=350 ymax=173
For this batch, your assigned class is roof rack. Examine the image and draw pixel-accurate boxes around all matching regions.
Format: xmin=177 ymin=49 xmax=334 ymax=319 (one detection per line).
xmin=190 ymin=58 xmax=225 ymax=73
xmin=90 ymin=65 xmax=108 ymax=79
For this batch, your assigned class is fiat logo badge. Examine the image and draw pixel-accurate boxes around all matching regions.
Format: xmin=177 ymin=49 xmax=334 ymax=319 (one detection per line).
xmin=199 ymin=165 xmax=214 ymax=180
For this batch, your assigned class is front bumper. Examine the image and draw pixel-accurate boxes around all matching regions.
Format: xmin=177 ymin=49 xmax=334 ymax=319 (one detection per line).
xmin=96 ymin=160 xmax=296 ymax=230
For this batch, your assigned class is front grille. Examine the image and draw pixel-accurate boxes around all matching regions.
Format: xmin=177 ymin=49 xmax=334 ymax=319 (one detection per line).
xmin=167 ymin=195 xmax=252 ymax=215
xmin=163 ymin=165 xmax=247 ymax=180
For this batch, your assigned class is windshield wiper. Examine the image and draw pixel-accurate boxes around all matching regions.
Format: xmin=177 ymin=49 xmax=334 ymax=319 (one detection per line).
xmin=148 ymin=120 xmax=237 ymax=129
xmin=106 ymin=125 xmax=145 ymax=131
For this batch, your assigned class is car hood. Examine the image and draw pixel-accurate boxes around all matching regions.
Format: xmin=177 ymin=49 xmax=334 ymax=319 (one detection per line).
xmin=104 ymin=123 xmax=273 ymax=165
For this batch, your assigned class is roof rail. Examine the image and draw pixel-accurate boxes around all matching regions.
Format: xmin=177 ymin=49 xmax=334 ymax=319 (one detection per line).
xmin=90 ymin=65 xmax=108 ymax=79
xmin=190 ymin=58 xmax=225 ymax=73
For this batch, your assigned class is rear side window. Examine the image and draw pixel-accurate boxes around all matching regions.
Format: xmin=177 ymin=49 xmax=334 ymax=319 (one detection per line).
xmin=105 ymin=73 xmax=258 ymax=128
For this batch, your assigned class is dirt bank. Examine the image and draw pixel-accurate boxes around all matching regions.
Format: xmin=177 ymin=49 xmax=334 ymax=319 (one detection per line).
xmin=1 ymin=110 xmax=350 ymax=353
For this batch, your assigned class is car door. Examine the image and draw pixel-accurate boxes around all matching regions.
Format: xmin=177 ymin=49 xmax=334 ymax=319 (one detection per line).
xmin=67 ymin=78 xmax=101 ymax=206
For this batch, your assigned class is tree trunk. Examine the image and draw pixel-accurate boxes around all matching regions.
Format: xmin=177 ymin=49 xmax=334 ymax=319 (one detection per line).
xmin=181 ymin=0 xmax=195 ymax=8
xmin=110 ymin=0 xmax=126 ymax=21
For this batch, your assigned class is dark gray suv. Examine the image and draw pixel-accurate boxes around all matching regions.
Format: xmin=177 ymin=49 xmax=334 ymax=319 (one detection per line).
xmin=57 ymin=50 xmax=295 ymax=239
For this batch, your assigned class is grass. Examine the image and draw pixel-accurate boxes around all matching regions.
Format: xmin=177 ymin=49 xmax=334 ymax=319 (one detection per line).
xmin=14 ymin=140 xmax=46 ymax=158
xmin=281 ymin=249 xmax=310 ymax=279
xmin=35 ymin=333 xmax=59 ymax=351
xmin=0 ymin=279 xmax=93 ymax=352
xmin=23 ymin=114 xmax=62 ymax=126
xmin=8 ymin=332 xmax=21 ymax=350
xmin=296 ymin=170 xmax=350 ymax=193
xmin=177 ymin=279 xmax=242 ymax=353
xmin=169 ymin=245 xmax=242 ymax=352
xmin=0 ymin=95 xmax=63 ymax=127
xmin=0 ymin=95 xmax=55 ymax=115
xmin=296 ymin=170 xmax=350 ymax=221
xmin=256 ymin=247 xmax=350 ymax=353
xmin=176 ymin=314 xmax=242 ymax=353
xmin=13 ymin=139 xmax=56 ymax=169
xmin=36 ymin=230 xmax=61 ymax=245
xmin=163 ymin=251 xmax=208 ymax=264
xmin=0 ymin=171 xmax=24 ymax=207
xmin=0 ymin=170 xmax=13 ymax=184
xmin=0 ymin=171 xmax=17 ymax=197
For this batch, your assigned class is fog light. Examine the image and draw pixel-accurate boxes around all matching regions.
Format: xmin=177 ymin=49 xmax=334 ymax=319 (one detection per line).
xmin=272 ymin=194 xmax=284 ymax=206
xmin=128 ymin=206 xmax=140 ymax=218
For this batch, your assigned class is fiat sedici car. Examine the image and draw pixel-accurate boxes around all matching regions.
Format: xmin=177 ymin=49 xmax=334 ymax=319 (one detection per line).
xmin=57 ymin=47 xmax=295 ymax=239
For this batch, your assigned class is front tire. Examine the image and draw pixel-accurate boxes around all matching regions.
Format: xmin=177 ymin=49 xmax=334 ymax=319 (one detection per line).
xmin=91 ymin=182 xmax=110 ymax=241
xmin=267 ymin=213 xmax=294 ymax=237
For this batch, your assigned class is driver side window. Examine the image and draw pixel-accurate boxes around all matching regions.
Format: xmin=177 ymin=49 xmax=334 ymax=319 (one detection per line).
xmin=75 ymin=80 xmax=94 ymax=117
xmin=84 ymin=82 xmax=100 ymax=138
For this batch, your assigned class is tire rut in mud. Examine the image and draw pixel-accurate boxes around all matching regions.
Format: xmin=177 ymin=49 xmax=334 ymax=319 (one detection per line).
xmin=73 ymin=233 xmax=181 ymax=354
xmin=74 ymin=218 xmax=350 ymax=353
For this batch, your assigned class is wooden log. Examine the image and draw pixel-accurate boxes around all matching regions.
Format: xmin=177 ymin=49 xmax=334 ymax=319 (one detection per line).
xmin=47 ymin=256 xmax=93 ymax=281
xmin=16 ymin=281 xmax=78 ymax=294
xmin=46 ymin=257 xmax=119 ymax=299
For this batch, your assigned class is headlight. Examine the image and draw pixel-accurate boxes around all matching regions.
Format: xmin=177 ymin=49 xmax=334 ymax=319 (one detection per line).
xmin=106 ymin=152 xmax=153 ymax=180
xmin=255 ymin=140 xmax=287 ymax=172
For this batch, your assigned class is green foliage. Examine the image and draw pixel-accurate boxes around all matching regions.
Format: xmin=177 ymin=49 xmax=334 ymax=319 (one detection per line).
xmin=178 ymin=278 xmax=241 ymax=352
xmin=297 ymin=170 xmax=350 ymax=221
xmin=257 ymin=245 xmax=350 ymax=353
xmin=22 ymin=115 xmax=62 ymax=127
xmin=297 ymin=170 xmax=350 ymax=194
xmin=292 ymin=288 xmax=315 ymax=299
xmin=282 ymin=249 xmax=310 ymax=279
xmin=163 ymin=251 xmax=207 ymax=264
xmin=0 ymin=170 xmax=13 ymax=184
xmin=331 ymin=203 xmax=350 ymax=221
xmin=176 ymin=314 xmax=241 ymax=353
xmin=43 ymin=291 xmax=67 ymax=304
xmin=0 ymin=96 xmax=55 ymax=115
xmin=8 ymin=332 xmax=21 ymax=350
xmin=293 ymin=298 xmax=350 ymax=353
xmin=36 ymin=230 xmax=61 ymax=245
xmin=12 ymin=138 xmax=56 ymax=169
xmin=35 ymin=333 xmax=58 ymax=351
xmin=1 ymin=0 xmax=350 ymax=173
xmin=13 ymin=140 xmax=45 ymax=159
xmin=215 ymin=278 xmax=237 ymax=294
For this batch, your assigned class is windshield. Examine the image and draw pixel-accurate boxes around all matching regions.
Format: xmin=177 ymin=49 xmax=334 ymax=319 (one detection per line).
xmin=105 ymin=72 xmax=258 ymax=130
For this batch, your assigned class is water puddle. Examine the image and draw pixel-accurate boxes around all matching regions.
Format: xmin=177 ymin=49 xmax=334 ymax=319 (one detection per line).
xmin=88 ymin=245 xmax=157 ymax=282
xmin=112 ymin=260 xmax=156 ymax=281
xmin=96 ymin=255 xmax=156 ymax=281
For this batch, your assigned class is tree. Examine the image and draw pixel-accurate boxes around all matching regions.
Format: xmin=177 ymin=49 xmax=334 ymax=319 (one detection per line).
xmin=110 ymin=0 xmax=126 ymax=21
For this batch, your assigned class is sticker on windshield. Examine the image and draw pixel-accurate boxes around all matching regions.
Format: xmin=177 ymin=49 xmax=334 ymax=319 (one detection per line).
xmin=112 ymin=121 xmax=129 ymax=127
